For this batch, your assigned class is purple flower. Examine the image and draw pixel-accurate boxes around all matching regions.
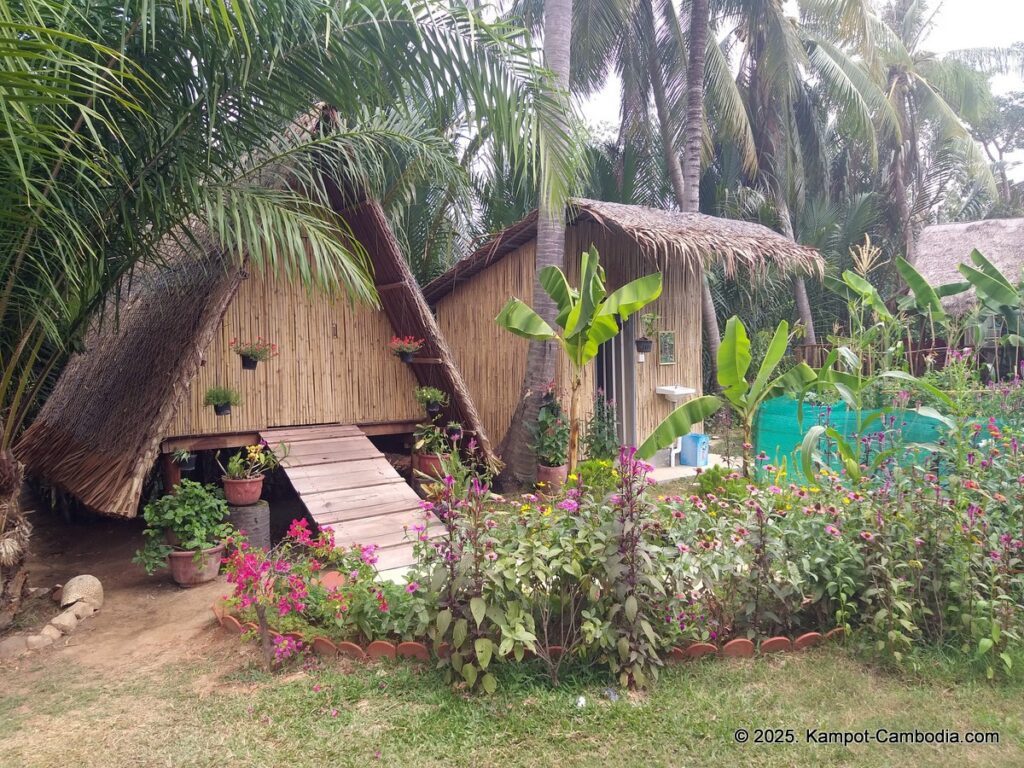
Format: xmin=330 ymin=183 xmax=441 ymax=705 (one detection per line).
xmin=406 ymin=582 xmax=420 ymax=593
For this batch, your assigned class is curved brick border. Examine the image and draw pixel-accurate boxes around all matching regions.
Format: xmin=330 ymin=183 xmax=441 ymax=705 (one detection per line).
xmin=213 ymin=601 xmax=846 ymax=667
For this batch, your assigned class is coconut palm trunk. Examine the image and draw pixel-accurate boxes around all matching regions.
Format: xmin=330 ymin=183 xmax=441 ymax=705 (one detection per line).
xmin=0 ymin=448 xmax=29 ymax=632
xmin=496 ymin=0 xmax=574 ymax=485
xmin=648 ymin=13 xmax=721 ymax=383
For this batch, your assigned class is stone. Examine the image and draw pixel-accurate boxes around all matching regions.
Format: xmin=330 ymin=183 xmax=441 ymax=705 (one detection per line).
xmin=50 ymin=609 xmax=79 ymax=635
xmin=26 ymin=634 xmax=54 ymax=651
xmin=60 ymin=575 xmax=103 ymax=609
xmin=39 ymin=624 xmax=62 ymax=641
xmin=71 ymin=601 xmax=97 ymax=620
xmin=0 ymin=635 xmax=28 ymax=659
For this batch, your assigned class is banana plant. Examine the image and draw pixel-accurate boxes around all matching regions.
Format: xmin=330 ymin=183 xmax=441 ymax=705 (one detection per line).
xmin=638 ymin=317 xmax=816 ymax=476
xmin=495 ymin=245 xmax=662 ymax=473
xmin=957 ymin=249 xmax=1024 ymax=376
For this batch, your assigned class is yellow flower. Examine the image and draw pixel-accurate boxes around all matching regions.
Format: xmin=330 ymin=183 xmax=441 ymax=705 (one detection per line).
xmin=568 ymin=474 xmax=578 ymax=481
xmin=543 ymin=506 xmax=553 ymax=517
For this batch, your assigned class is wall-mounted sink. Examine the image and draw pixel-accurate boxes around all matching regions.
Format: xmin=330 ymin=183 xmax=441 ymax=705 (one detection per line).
xmin=655 ymin=385 xmax=697 ymax=404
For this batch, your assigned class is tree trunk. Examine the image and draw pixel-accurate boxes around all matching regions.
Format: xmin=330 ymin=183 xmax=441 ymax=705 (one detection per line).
xmin=494 ymin=0 xmax=573 ymax=488
xmin=648 ymin=23 xmax=721 ymax=385
xmin=773 ymin=171 xmax=817 ymax=346
xmin=567 ymin=373 xmax=582 ymax=473
xmin=0 ymin=449 xmax=29 ymax=632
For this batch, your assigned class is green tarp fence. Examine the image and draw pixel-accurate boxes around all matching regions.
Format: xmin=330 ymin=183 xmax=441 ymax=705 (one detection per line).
xmin=753 ymin=396 xmax=948 ymax=481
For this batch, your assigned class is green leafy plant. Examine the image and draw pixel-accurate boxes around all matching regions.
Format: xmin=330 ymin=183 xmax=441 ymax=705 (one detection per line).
xmin=217 ymin=442 xmax=286 ymax=480
xmin=203 ymin=386 xmax=241 ymax=408
xmin=413 ymin=421 xmax=451 ymax=456
xmin=133 ymin=480 xmax=232 ymax=574
xmin=414 ymin=386 xmax=449 ymax=409
xmin=172 ymin=449 xmax=194 ymax=466
xmin=584 ymin=388 xmax=619 ymax=460
xmin=638 ymin=312 xmax=659 ymax=339
xmin=496 ymin=245 xmax=662 ymax=471
xmin=532 ymin=390 xmax=569 ymax=468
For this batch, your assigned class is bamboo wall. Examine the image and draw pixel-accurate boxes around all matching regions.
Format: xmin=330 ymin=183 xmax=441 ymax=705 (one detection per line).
xmin=167 ymin=271 xmax=422 ymax=436
xmin=434 ymin=223 xmax=702 ymax=448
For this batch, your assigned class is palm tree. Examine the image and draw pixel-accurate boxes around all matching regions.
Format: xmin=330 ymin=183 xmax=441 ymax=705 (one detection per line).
xmin=496 ymin=0 xmax=579 ymax=484
xmin=0 ymin=0 xmax=575 ymax=625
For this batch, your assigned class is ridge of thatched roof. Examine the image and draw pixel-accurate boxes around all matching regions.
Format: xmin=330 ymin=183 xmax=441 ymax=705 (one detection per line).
xmin=423 ymin=198 xmax=822 ymax=303
xmin=914 ymin=218 xmax=1024 ymax=316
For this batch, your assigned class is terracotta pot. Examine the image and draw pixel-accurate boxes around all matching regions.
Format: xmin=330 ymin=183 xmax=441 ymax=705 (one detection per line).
xmin=415 ymin=452 xmax=450 ymax=479
xmin=241 ymin=354 xmax=259 ymax=370
xmin=223 ymin=476 xmax=264 ymax=506
xmin=213 ymin=402 xmax=232 ymax=416
xmin=536 ymin=463 xmax=568 ymax=494
xmin=167 ymin=544 xmax=225 ymax=587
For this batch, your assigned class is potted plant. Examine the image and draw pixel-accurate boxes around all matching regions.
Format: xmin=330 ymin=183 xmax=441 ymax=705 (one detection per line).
xmin=230 ymin=337 xmax=279 ymax=370
xmin=445 ymin=421 xmax=464 ymax=443
xmin=412 ymin=420 xmax=451 ymax=478
xmin=532 ymin=393 xmax=570 ymax=493
xmin=132 ymin=479 xmax=233 ymax=586
xmin=635 ymin=313 xmax=659 ymax=354
xmin=172 ymin=449 xmax=196 ymax=472
xmin=217 ymin=441 xmax=287 ymax=506
xmin=204 ymin=386 xmax=241 ymax=416
xmin=414 ymin=385 xmax=449 ymax=416
xmin=388 ymin=335 xmax=424 ymax=363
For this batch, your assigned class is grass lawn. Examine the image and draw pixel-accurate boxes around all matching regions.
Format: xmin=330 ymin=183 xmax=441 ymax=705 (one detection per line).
xmin=2 ymin=647 xmax=1021 ymax=768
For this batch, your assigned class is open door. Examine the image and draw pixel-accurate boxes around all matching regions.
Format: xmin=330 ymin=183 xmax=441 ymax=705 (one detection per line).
xmin=595 ymin=317 xmax=638 ymax=448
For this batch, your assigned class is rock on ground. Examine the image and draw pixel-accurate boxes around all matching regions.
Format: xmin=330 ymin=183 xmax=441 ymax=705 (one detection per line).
xmin=60 ymin=575 xmax=103 ymax=609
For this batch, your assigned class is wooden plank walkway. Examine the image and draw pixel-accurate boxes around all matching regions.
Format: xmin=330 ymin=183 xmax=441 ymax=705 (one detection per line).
xmin=260 ymin=424 xmax=431 ymax=573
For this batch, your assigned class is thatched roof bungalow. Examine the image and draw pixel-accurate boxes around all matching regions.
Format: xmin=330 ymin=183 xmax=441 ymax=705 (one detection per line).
xmin=424 ymin=199 xmax=822 ymax=462
xmin=15 ymin=185 xmax=490 ymax=529
xmin=914 ymin=218 xmax=1024 ymax=316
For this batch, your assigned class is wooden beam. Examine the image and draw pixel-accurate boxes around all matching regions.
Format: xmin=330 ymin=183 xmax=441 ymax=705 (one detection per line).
xmin=357 ymin=419 xmax=419 ymax=436
xmin=159 ymin=453 xmax=181 ymax=492
xmin=160 ymin=432 xmax=261 ymax=453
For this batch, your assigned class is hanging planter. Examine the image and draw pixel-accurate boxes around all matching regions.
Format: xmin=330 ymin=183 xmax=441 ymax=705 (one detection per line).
xmin=172 ymin=449 xmax=197 ymax=472
xmin=415 ymin=386 xmax=449 ymax=417
xmin=204 ymin=386 xmax=240 ymax=417
xmin=634 ymin=337 xmax=654 ymax=354
xmin=230 ymin=338 xmax=279 ymax=371
xmin=446 ymin=421 xmax=464 ymax=443
xmin=389 ymin=335 xmax=424 ymax=364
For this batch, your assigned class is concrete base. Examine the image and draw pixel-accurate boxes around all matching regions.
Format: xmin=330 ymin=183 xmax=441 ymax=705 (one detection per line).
xmin=650 ymin=453 xmax=732 ymax=484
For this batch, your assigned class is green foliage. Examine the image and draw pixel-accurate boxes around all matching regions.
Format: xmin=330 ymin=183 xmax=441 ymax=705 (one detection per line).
xmin=570 ymin=459 xmax=617 ymax=499
xmin=582 ymin=389 xmax=618 ymax=460
xmin=218 ymin=443 xmax=285 ymax=480
xmin=133 ymin=480 xmax=232 ymax=574
xmin=203 ymin=387 xmax=241 ymax=408
xmin=414 ymin=387 xmax=449 ymax=408
xmin=531 ymin=394 xmax=569 ymax=468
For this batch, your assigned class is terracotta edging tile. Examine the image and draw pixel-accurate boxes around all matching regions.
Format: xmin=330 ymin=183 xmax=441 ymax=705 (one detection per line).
xmin=794 ymin=631 xmax=823 ymax=650
xmin=721 ymin=638 xmax=755 ymax=658
xmin=397 ymin=641 xmax=429 ymax=661
xmin=760 ymin=636 xmax=792 ymax=654
xmin=367 ymin=640 xmax=397 ymax=660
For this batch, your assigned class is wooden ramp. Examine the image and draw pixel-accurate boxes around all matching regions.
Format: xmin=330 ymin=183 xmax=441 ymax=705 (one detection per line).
xmin=260 ymin=424 xmax=427 ymax=573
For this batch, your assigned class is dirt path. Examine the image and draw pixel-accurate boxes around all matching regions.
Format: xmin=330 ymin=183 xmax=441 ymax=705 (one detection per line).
xmin=3 ymin=502 xmax=234 ymax=676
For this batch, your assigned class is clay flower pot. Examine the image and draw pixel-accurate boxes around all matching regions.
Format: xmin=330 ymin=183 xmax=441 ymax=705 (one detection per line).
xmin=223 ymin=475 xmax=265 ymax=506
xmin=415 ymin=453 xmax=450 ymax=479
xmin=167 ymin=544 xmax=225 ymax=587
xmin=536 ymin=464 xmax=568 ymax=494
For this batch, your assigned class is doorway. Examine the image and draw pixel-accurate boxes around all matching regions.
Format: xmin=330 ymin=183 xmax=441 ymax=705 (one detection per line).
xmin=595 ymin=317 xmax=638 ymax=447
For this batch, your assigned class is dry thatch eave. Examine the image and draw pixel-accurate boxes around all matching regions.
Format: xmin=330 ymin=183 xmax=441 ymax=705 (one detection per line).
xmin=423 ymin=198 xmax=823 ymax=302
xmin=914 ymin=218 xmax=1024 ymax=317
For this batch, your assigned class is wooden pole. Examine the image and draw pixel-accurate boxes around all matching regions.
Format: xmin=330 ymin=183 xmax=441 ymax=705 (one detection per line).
xmin=160 ymin=453 xmax=181 ymax=493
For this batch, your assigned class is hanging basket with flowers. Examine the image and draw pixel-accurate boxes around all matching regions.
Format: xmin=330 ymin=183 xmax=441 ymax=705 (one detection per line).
xmin=230 ymin=338 xmax=279 ymax=370
xmin=388 ymin=335 xmax=424 ymax=363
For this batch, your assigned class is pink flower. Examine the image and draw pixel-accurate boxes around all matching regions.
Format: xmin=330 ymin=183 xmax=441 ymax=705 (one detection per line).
xmin=406 ymin=582 xmax=420 ymax=593
xmin=485 ymin=551 xmax=498 ymax=561
xmin=825 ymin=524 xmax=841 ymax=538
xmin=859 ymin=531 xmax=875 ymax=542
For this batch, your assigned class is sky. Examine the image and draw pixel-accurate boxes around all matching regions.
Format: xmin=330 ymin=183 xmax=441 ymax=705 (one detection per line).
xmin=581 ymin=0 xmax=1024 ymax=176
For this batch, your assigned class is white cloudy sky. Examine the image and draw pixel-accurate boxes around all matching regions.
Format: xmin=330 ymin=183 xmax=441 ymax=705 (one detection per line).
xmin=582 ymin=0 xmax=1024 ymax=171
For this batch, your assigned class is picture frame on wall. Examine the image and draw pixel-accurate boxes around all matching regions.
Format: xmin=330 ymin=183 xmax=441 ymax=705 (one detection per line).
xmin=658 ymin=331 xmax=676 ymax=365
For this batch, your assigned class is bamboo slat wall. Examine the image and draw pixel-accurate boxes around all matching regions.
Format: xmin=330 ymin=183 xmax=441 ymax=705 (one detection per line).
xmin=434 ymin=222 xmax=702 ymax=448
xmin=168 ymin=271 xmax=421 ymax=436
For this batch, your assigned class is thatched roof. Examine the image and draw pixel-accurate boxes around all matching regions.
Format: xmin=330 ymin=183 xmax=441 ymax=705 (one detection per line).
xmin=915 ymin=218 xmax=1024 ymax=316
xmin=423 ymin=198 xmax=823 ymax=302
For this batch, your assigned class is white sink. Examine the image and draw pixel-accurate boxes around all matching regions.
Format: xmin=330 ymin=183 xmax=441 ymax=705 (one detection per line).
xmin=656 ymin=385 xmax=697 ymax=403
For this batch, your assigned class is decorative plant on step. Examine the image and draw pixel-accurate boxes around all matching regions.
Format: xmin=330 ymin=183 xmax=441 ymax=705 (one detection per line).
xmin=133 ymin=480 xmax=233 ymax=587
xmin=635 ymin=312 xmax=659 ymax=354
xmin=389 ymin=335 xmax=424 ymax=363
xmin=531 ymin=384 xmax=570 ymax=492
xmin=230 ymin=337 xmax=279 ymax=370
xmin=414 ymin=386 xmax=449 ymax=416
xmin=172 ymin=449 xmax=196 ymax=471
xmin=217 ymin=441 xmax=288 ymax=506
xmin=204 ymin=386 xmax=241 ymax=416
xmin=496 ymin=245 xmax=662 ymax=473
